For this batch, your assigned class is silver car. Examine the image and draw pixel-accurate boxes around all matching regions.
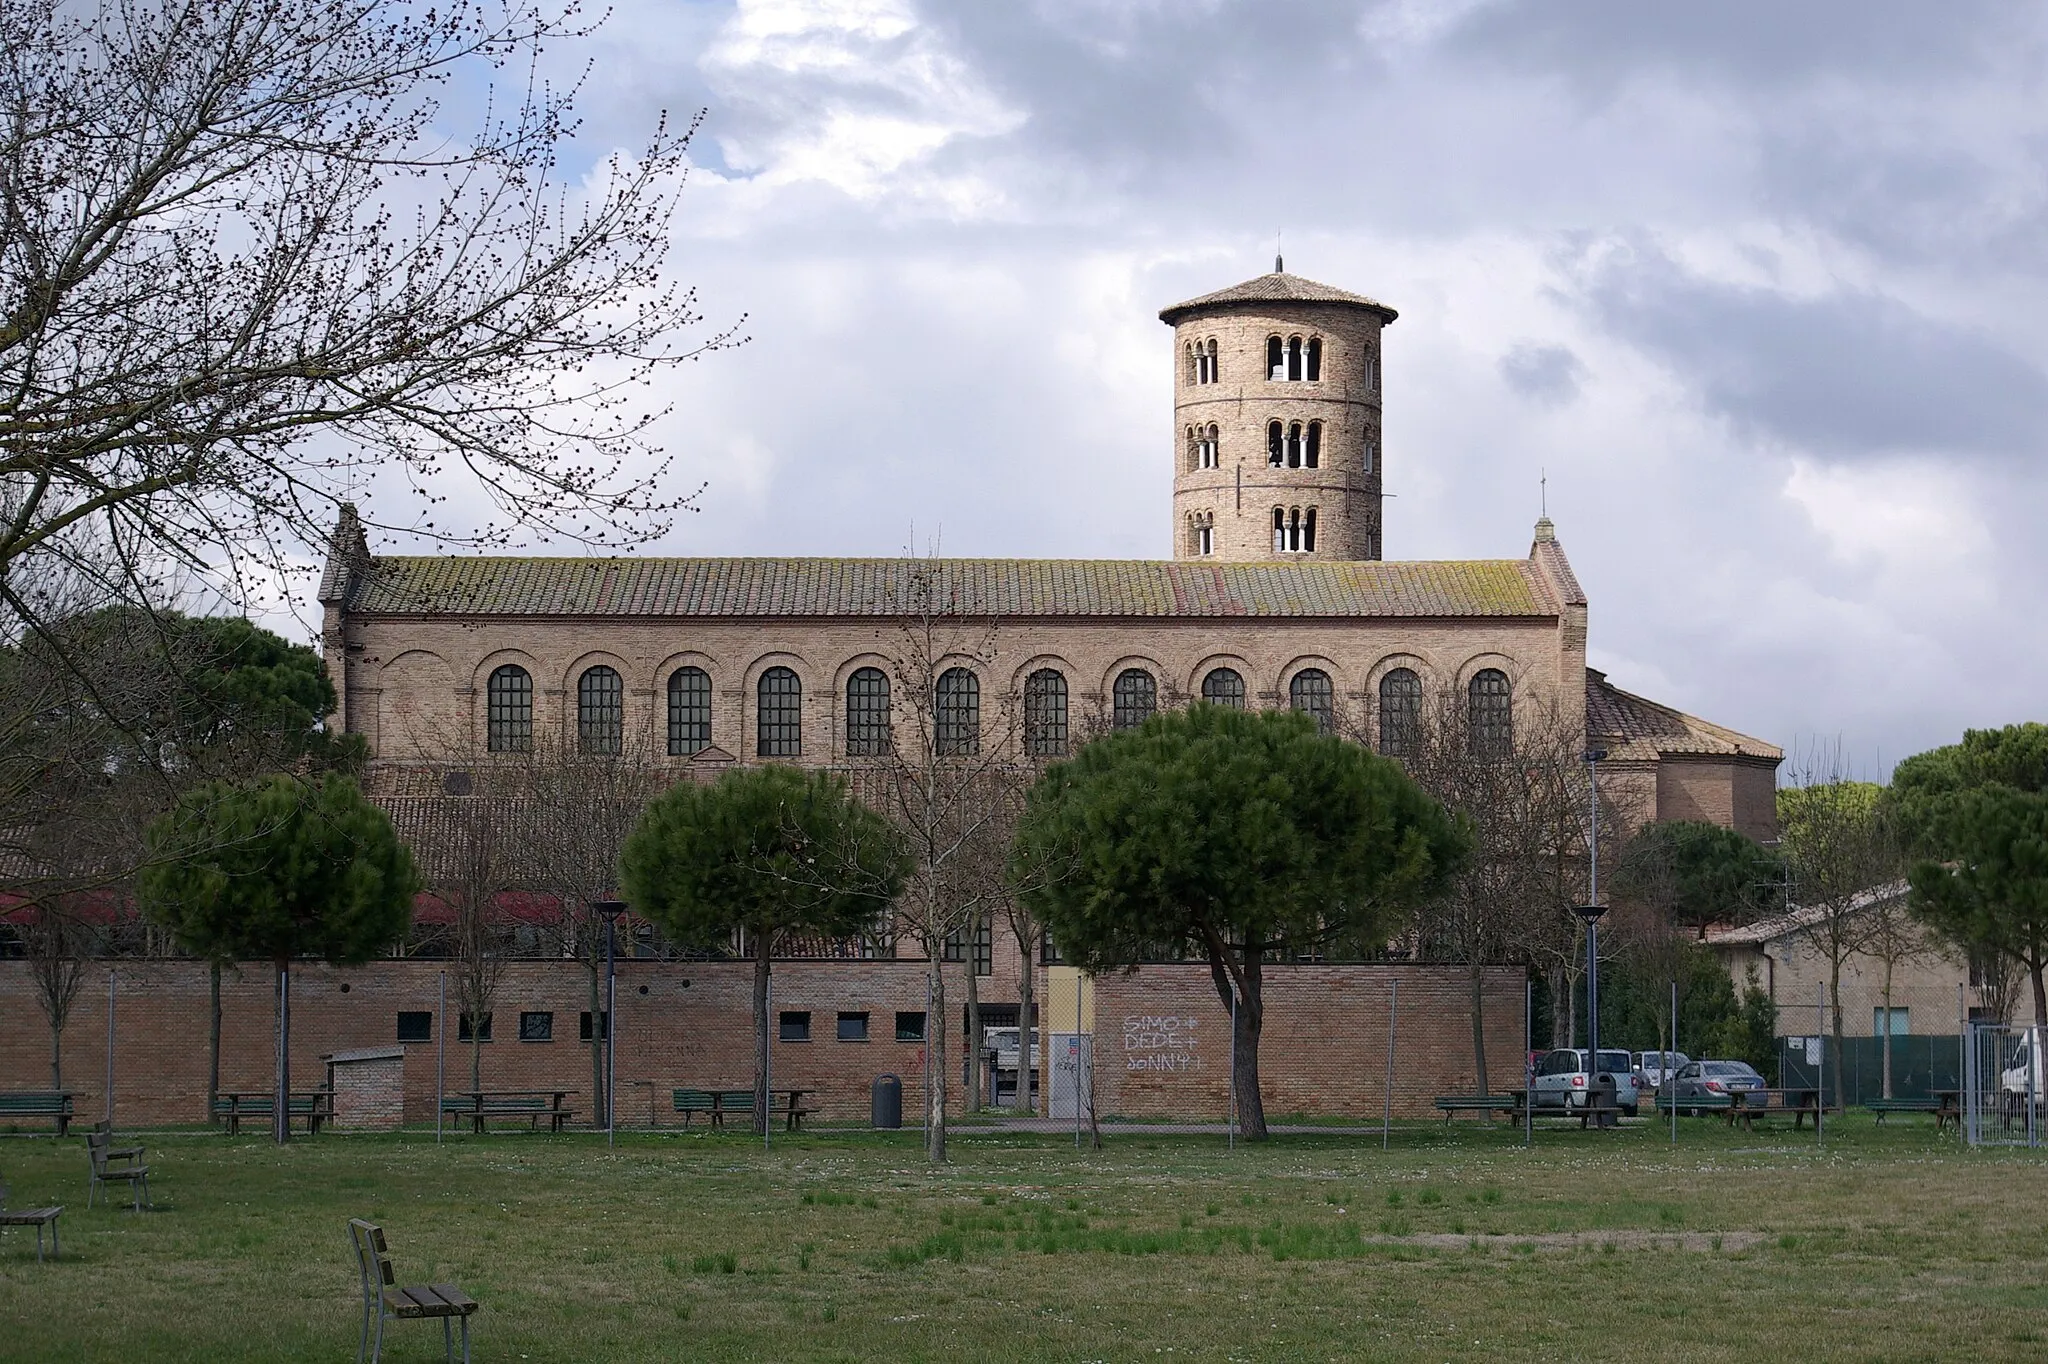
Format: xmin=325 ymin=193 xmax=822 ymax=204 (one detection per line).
xmin=1666 ymin=1059 xmax=1766 ymax=1114
xmin=1531 ymin=1048 xmax=1642 ymax=1116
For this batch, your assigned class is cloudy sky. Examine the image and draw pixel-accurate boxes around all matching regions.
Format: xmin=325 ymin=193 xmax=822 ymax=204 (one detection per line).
xmin=391 ymin=0 xmax=2048 ymax=778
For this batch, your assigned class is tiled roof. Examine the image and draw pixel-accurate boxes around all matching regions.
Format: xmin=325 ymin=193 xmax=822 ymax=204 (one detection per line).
xmin=1706 ymin=881 xmax=1907 ymax=946
xmin=1585 ymin=670 xmax=1782 ymax=763
xmin=1159 ymin=271 xmax=1399 ymax=325
xmin=344 ymin=556 xmax=1554 ymax=620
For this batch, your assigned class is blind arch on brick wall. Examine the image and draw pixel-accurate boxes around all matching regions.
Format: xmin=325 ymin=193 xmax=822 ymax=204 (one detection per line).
xmin=757 ymin=666 xmax=802 ymax=757
xmin=577 ymin=665 xmax=623 ymax=755
xmin=845 ymin=666 xmax=891 ymax=756
xmin=487 ymin=664 xmax=532 ymax=753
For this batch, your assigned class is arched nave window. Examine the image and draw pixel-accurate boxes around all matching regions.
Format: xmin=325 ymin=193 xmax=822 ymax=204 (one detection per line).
xmin=486 ymin=664 xmax=532 ymax=753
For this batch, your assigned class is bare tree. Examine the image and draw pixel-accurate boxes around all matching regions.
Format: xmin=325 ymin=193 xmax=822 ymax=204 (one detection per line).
xmin=22 ymin=903 xmax=88 ymax=1089
xmin=1779 ymin=747 xmax=1903 ymax=1112
xmin=1856 ymin=887 xmax=1938 ymax=1100
xmin=513 ymin=734 xmax=668 ymax=1127
xmin=855 ymin=558 xmax=1033 ymax=1163
xmin=1389 ymin=684 xmax=1594 ymax=1098
xmin=436 ymin=798 xmax=516 ymax=1092
xmin=1 ymin=0 xmax=741 ymax=656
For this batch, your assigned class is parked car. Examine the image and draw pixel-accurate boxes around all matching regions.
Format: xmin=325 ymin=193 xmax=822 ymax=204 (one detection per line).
xmin=1665 ymin=1059 xmax=1766 ymax=1114
xmin=1530 ymin=1048 xmax=1641 ymax=1116
xmin=1634 ymin=1051 xmax=1690 ymax=1090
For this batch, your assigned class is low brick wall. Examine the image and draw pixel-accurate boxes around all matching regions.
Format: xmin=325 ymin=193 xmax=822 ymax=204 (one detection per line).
xmin=0 ymin=958 xmax=1527 ymax=1128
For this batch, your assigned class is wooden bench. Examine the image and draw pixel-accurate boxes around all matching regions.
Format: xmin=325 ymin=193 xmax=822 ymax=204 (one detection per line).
xmin=1865 ymin=1098 xmax=1942 ymax=1125
xmin=86 ymin=1130 xmax=150 ymax=1211
xmin=0 ymin=1178 xmax=62 ymax=1262
xmin=439 ymin=1091 xmax=575 ymax=1133
xmin=1434 ymin=1094 xmax=1527 ymax=1121
xmin=1654 ymin=1093 xmax=1735 ymax=1117
xmin=673 ymin=1089 xmax=720 ymax=1126
xmin=0 ymin=1092 xmax=75 ymax=1136
xmin=213 ymin=1090 xmax=333 ymax=1135
xmin=350 ymin=1219 xmax=479 ymax=1363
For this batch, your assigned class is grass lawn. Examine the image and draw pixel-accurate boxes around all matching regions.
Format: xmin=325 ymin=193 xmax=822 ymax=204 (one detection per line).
xmin=2 ymin=1115 xmax=2046 ymax=1362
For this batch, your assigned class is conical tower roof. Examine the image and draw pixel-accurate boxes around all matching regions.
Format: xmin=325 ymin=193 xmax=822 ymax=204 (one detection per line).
xmin=1159 ymin=269 xmax=1398 ymax=325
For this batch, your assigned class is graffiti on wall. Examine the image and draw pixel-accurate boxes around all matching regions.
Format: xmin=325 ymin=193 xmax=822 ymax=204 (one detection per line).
xmin=1123 ymin=1014 xmax=1202 ymax=1074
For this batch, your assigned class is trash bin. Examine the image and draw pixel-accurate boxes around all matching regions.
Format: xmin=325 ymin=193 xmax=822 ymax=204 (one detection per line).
xmin=1588 ymin=1073 xmax=1618 ymax=1128
xmin=871 ymin=1074 xmax=902 ymax=1130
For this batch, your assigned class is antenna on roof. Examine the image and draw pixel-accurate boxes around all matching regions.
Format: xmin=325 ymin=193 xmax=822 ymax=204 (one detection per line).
xmin=1274 ymin=230 xmax=1283 ymax=274
xmin=1541 ymin=467 xmax=1547 ymax=518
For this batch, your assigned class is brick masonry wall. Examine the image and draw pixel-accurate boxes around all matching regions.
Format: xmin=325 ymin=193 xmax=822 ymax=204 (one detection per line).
xmin=330 ymin=1054 xmax=404 ymax=1131
xmin=1 ymin=958 xmax=1526 ymax=1127
xmin=1093 ymin=964 xmax=1529 ymax=1120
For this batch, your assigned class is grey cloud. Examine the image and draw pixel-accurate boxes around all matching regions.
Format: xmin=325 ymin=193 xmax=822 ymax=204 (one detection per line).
xmin=1570 ymin=246 xmax=2048 ymax=459
xmin=1499 ymin=342 xmax=1583 ymax=406
xmin=1439 ymin=0 xmax=2032 ymax=92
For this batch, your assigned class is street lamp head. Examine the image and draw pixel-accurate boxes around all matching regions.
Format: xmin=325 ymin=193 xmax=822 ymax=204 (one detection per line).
xmin=1572 ymin=903 xmax=1608 ymax=925
xmin=593 ymin=899 xmax=626 ymax=923
xmin=1582 ymin=748 xmax=1609 ymax=764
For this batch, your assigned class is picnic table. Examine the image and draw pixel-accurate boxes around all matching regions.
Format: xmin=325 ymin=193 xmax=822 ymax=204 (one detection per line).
xmin=0 ymin=1092 xmax=76 ymax=1135
xmin=440 ymin=1090 xmax=575 ymax=1133
xmin=213 ymin=1090 xmax=333 ymax=1135
xmin=673 ymin=1087 xmax=813 ymax=1131
xmin=1726 ymin=1088 xmax=1834 ymax=1131
xmin=1436 ymin=1092 xmax=1619 ymax=1128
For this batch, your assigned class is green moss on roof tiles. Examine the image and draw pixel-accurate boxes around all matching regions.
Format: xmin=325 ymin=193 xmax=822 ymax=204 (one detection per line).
xmin=344 ymin=556 xmax=1553 ymax=621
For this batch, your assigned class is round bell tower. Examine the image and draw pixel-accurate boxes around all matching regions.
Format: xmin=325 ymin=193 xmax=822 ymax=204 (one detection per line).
xmin=1159 ymin=262 xmax=1395 ymax=562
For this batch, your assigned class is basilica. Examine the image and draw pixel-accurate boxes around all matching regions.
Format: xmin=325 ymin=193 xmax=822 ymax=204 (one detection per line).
xmin=320 ymin=264 xmax=1781 ymax=842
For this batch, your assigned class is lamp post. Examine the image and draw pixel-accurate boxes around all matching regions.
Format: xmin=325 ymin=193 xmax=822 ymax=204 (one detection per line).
xmin=594 ymin=899 xmax=626 ymax=1150
xmin=1576 ymin=747 xmax=1610 ymax=1119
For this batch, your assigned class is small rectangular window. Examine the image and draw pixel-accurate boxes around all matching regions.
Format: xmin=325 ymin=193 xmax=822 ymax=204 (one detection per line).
xmin=579 ymin=1010 xmax=609 ymax=1042
xmin=895 ymin=1011 xmax=927 ymax=1042
xmin=779 ymin=1010 xmax=812 ymax=1042
xmin=519 ymin=1010 xmax=554 ymax=1043
xmin=396 ymin=1011 xmax=432 ymax=1043
xmin=1873 ymin=1007 xmax=1909 ymax=1037
xmin=837 ymin=1011 xmax=870 ymax=1042
xmin=457 ymin=1011 xmax=493 ymax=1043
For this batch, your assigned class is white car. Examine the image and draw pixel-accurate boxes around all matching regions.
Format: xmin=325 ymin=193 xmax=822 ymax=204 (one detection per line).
xmin=1532 ymin=1048 xmax=1641 ymax=1116
xmin=1635 ymin=1051 xmax=1690 ymax=1090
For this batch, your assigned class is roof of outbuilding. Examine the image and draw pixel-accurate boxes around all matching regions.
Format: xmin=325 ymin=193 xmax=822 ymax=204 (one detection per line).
xmin=1158 ymin=271 xmax=1400 ymax=325
xmin=341 ymin=555 xmax=1555 ymax=621
xmin=1585 ymin=669 xmax=1782 ymax=762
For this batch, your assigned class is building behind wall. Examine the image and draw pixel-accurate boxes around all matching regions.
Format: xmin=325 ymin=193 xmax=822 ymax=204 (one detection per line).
xmin=0 ymin=266 xmax=1785 ymax=1127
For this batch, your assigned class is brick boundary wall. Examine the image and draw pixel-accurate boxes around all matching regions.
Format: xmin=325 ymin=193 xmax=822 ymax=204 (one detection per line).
xmin=1092 ymin=964 xmax=1528 ymax=1120
xmin=0 ymin=959 xmax=1528 ymax=1128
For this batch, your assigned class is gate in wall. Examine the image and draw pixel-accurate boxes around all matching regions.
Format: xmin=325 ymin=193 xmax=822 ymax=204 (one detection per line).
xmin=1964 ymin=1022 xmax=2040 ymax=1149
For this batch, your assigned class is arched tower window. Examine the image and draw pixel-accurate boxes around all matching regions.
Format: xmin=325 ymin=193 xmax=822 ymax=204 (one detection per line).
xmin=1287 ymin=336 xmax=1304 ymax=381
xmin=577 ymin=665 xmax=623 ymax=755
xmin=1273 ymin=507 xmax=1316 ymax=553
xmin=1024 ymin=669 xmax=1068 ymax=757
xmin=1468 ymin=669 xmax=1512 ymax=759
xmin=1363 ymin=434 xmax=1376 ymax=474
xmin=667 ymin=666 xmax=711 ymax=756
xmin=1306 ymin=336 xmax=1322 ymax=381
xmin=845 ymin=667 xmax=890 ymax=756
xmin=1267 ymin=420 xmax=1283 ymax=467
xmin=1111 ymin=669 xmax=1156 ymax=729
xmin=1266 ymin=335 xmax=1284 ymax=380
xmin=1289 ymin=668 xmax=1336 ymax=734
xmin=1200 ymin=337 xmax=1218 ymax=384
xmin=936 ymin=667 xmax=980 ymax=755
xmin=1305 ymin=421 xmax=1321 ymax=469
xmin=1188 ymin=512 xmax=1215 ymax=557
xmin=757 ymin=666 xmax=802 ymax=757
xmin=1199 ymin=423 xmax=1219 ymax=469
xmin=1366 ymin=346 xmax=1381 ymax=394
xmin=1201 ymin=667 xmax=1245 ymax=709
xmin=1377 ymin=667 xmax=1421 ymax=758
xmin=486 ymin=664 xmax=532 ymax=753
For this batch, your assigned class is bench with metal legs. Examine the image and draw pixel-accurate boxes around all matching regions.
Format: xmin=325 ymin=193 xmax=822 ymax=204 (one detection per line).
xmin=0 ymin=1179 xmax=62 ymax=1261
xmin=349 ymin=1219 xmax=479 ymax=1364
